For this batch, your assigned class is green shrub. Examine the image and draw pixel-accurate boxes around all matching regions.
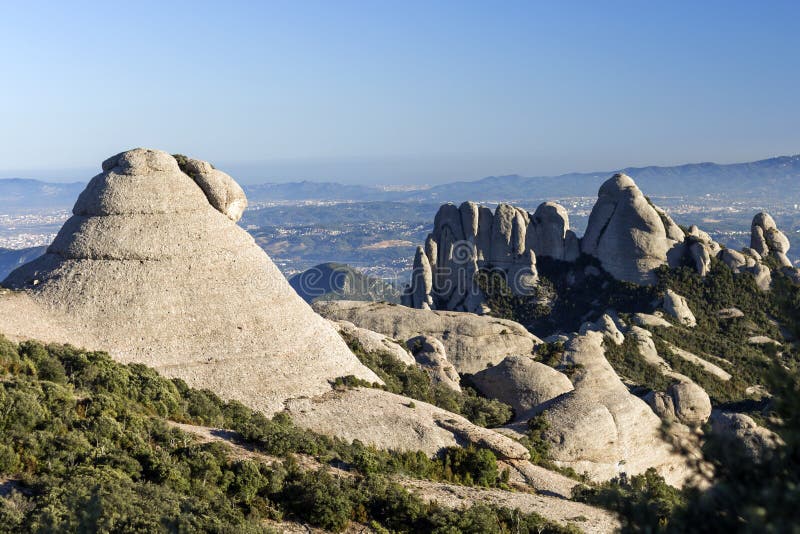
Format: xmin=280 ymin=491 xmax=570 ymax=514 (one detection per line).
xmin=340 ymin=332 xmax=513 ymax=427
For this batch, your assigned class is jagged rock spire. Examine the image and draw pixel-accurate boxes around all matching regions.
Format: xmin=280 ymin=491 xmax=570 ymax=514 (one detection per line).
xmin=407 ymin=199 xmax=579 ymax=312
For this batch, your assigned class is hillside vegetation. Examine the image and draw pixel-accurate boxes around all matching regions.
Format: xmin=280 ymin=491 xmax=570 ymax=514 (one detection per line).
xmin=0 ymin=335 xmax=575 ymax=533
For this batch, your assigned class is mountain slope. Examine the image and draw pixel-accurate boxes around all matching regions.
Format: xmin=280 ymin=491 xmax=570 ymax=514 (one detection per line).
xmin=0 ymin=246 xmax=46 ymax=280
xmin=289 ymin=262 xmax=401 ymax=303
xmin=413 ymin=155 xmax=800 ymax=202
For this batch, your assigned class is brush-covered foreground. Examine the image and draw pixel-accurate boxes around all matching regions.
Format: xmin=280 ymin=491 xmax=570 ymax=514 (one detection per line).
xmin=0 ymin=336 xmax=577 ymax=533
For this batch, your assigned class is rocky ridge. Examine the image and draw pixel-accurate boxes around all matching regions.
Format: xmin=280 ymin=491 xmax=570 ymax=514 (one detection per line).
xmin=404 ymin=173 xmax=800 ymax=314
xmin=313 ymin=299 xmax=542 ymax=374
xmin=0 ymin=149 xmax=533 ymax=467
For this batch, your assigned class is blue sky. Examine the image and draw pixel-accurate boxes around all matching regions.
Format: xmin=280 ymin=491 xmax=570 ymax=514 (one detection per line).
xmin=1 ymin=0 xmax=798 ymax=184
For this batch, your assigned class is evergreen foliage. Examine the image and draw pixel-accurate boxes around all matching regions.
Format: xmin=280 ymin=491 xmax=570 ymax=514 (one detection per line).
xmin=0 ymin=336 xmax=574 ymax=533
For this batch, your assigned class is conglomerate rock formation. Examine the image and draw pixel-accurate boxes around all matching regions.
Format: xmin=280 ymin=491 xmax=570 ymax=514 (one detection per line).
xmin=404 ymin=172 xmax=798 ymax=313
xmin=403 ymin=199 xmax=578 ymax=312
xmin=580 ymin=173 xmax=686 ymax=284
xmin=313 ymin=299 xmax=542 ymax=374
xmin=536 ymin=332 xmax=693 ymax=485
xmin=0 ymin=148 xmax=541 ymax=470
xmin=1 ymin=149 xmax=380 ymax=414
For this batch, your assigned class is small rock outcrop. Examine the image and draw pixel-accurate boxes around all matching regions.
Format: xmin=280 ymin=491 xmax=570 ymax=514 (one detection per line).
xmin=174 ymin=155 xmax=247 ymax=222
xmin=332 ymin=320 xmax=415 ymax=366
xmin=581 ymin=174 xmax=685 ymax=285
xmin=579 ymin=314 xmax=625 ymax=345
xmin=685 ymin=225 xmax=721 ymax=277
xmin=662 ymin=290 xmax=697 ymax=327
xmin=313 ymin=300 xmax=541 ymax=374
xmin=668 ymin=382 xmax=712 ymax=426
xmin=709 ymin=411 xmax=784 ymax=462
xmin=632 ymin=312 xmax=673 ymax=328
xmin=470 ymin=355 xmax=573 ymax=421
xmin=286 ymin=387 xmax=530 ymax=460
xmin=751 ymin=212 xmax=792 ymax=268
xmin=645 ymin=391 xmax=677 ymax=421
xmin=407 ymin=335 xmax=461 ymax=392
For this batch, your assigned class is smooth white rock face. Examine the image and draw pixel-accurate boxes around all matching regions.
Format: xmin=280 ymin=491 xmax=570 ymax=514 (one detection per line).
xmin=471 ymin=355 xmax=573 ymax=421
xmin=313 ymin=300 xmax=541 ymax=374
xmin=3 ymin=148 xmax=379 ymax=415
xmin=581 ymin=173 xmax=684 ymax=285
xmin=662 ymin=290 xmax=697 ymax=327
xmin=540 ymin=332 xmax=692 ymax=485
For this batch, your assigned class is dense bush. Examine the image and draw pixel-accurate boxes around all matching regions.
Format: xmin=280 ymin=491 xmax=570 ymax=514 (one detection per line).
xmin=573 ymin=467 xmax=685 ymax=532
xmin=476 ymin=257 xmax=658 ymax=337
xmin=0 ymin=335 xmax=574 ymax=533
xmin=604 ymin=336 xmax=672 ymax=392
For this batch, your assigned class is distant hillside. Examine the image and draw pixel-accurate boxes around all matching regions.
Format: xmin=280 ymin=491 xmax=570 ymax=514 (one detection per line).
xmin=244 ymin=181 xmax=392 ymax=202
xmin=289 ymin=262 xmax=401 ymax=303
xmin=0 ymin=246 xmax=46 ymax=280
xmin=4 ymin=154 xmax=799 ymax=208
xmin=0 ymin=178 xmax=85 ymax=210
xmin=410 ymin=155 xmax=800 ymax=202
xmin=243 ymin=154 xmax=800 ymax=203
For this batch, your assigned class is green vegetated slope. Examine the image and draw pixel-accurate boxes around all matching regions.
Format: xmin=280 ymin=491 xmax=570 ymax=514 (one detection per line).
xmin=0 ymin=336 xmax=576 ymax=534
xmin=479 ymin=255 xmax=800 ymax=532
xmin=482 ymin=255 xmax=800 ymax=406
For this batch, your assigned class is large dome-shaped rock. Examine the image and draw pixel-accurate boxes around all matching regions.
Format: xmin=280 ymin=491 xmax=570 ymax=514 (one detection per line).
xmin=312 ymin=300 xmax=541 ymax=374
xmin=2 ymin=148 xmax=379 ymax=414
xmin=539 ymin=332 xmax=691 ymax=485
xmin=471 ymin=355 xmax=573 ymax=421
xmin=581 ymin=174 xmax=684 ymax=285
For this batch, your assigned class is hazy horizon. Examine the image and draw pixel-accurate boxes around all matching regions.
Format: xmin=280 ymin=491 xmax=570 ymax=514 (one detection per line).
xmin=2 ymin=150 xmax=798 ymax=186
xmin=1 ymin=1 xmax=799 ymax=184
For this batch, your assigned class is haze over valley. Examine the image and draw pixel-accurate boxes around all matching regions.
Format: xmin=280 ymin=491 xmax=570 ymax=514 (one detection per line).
xmin=3 ymin=155 xmax=799 ymax=281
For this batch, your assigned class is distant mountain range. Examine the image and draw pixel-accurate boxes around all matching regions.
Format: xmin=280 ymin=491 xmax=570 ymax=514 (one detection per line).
xmin=0 ymin=246 xmax=46 ymax=280
xmin=0 ymin=178 xmax=85 ymax=210
xmin=3 ymin=154 xmax=799 ymax=209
